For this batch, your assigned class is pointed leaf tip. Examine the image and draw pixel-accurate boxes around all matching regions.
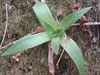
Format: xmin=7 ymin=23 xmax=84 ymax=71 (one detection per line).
xmin=58 ymin=7 xmax=91 ymax=30
xmin=2 ymin=32 xmax=50 ymax=56
xmin=61 ymin=35 xmax=85 ymax=75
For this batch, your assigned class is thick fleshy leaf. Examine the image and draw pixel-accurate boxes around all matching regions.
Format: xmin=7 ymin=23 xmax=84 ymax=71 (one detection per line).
xmin=51 ymin=37 xmax=60 ymax=54
xmin=61 ymin=35 xmax=84 ymax=75
xmin=2 ymin=32 xmax=50 ymax=56
xmin=33 ymin=2 xmax=57 ymax=29
xmin=58 ymin=7 xmax=91 ymax=30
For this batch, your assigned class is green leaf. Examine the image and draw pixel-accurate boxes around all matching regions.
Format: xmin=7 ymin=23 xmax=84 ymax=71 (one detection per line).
xmin=44 ymin=21 xmax=64 ymax=37
xmin=51 ymin=37 xmax=60 ymax=54
xmin=61 ymin=35 xmax=85 ymax=75
xmin=2 ymin=32 xmax=50 ymax=56
xmin=33 ymin=2 xmax=57 ymax=28
xmin=44 ymin=21 xmax=56 ymax=37
xmin=56 ymin=29 xmax=63 ymax=37
xmin=58 ymin=7 xmax=91 ymax=30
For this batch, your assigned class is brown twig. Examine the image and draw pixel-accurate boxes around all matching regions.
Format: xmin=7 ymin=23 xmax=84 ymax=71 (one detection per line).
xmin=97 ymin=26 xmax=99 ymax=47
xmin=98 ymin=0 xmax=100 ymax=11
xmin=0 ymin=3 xmax=8 ymax=48
xmin=55 ymin=16 xmax=59 ymax=24
xmin=72 ymin=22 xmax=100 ymax=26
xmin=48 ymin=42 xmax=55 ymax=75
xmin=56 ymin=49 xmax=64 ymax=67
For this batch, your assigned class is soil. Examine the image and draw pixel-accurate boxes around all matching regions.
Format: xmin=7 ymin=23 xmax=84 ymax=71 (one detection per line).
xmin=0 ymin=0 xmax=100 ymax=75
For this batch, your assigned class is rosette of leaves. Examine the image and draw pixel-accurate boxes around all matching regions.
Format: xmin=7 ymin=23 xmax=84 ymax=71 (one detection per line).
xmin=2 ymin=2 xmax=91 ymax=75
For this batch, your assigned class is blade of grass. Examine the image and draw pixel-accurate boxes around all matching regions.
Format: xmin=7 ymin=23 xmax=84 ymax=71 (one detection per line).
xmin=33 ymin=2 xmax=57 ymax=28
xmin=58 ymin=7 xmax=91 ymax=30
xmin=51 ymin=37 xmax=60 ymax=54
xmin=61 ymin=35 xmax=85 ymax=75
xmin=2 ymin=32 xmax=50 ymax=56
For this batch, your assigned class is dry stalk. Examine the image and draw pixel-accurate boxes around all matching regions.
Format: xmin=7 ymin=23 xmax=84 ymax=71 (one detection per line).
xmin=0 ymin=3 xmax=8 ymax=48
